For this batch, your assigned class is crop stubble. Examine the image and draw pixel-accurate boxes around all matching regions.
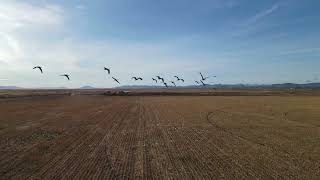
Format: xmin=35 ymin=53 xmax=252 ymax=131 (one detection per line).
xmin=0 ymin=95 xmax=319 ymax=179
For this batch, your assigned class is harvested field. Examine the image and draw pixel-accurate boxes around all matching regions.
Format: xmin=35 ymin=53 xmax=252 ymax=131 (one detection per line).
xmin=0 ymin=92 xmax=320 ymax=179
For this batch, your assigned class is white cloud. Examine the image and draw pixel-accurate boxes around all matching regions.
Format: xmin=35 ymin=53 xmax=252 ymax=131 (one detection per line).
xmin=0 ymin=0 xmax=63 ymax=32
xmin=0 ymin=1 xmax=232 ymax=88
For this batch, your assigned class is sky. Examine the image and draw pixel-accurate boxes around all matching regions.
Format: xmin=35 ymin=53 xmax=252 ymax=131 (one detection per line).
xmin=0 ymin=0 xmax=319 ymax=88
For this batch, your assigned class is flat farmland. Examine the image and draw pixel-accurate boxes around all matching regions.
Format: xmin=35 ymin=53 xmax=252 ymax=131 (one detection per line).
xmin=0 ymin=94 xmax=320 ymax=179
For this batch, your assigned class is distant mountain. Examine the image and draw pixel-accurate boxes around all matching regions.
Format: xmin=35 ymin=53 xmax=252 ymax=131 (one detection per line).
xmin=271 ymin=83 xmax=320 ymax=89
xmin=116 ymin=85 xmax=164 ymax=89
xmin=80 ymin=86 xmax=96 ymax=89
xmin=116 ymin=83 xmax=320 ymax=89
xmin=0 ymin=86 xmax=22 ymax=90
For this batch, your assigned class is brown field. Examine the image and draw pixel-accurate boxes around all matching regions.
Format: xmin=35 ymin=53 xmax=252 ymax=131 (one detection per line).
xmin=0 ymin=89 xmax=320 ymax=179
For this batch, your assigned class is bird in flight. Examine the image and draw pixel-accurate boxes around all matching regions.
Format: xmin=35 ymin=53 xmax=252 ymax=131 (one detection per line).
xmin=104 ymin=67 xmax=111 ymax=74
xmin=156 ymin=76 xmax=165 ymax=82
xmin=174 ymin=76 xmax=185 ymax=82
xmin=170 ymin=81 xmax=176 ymax=87
xmin=156 ymin=76 xmax=165 ymax=83
xmin=33 ymin=66 xmax=43 ymax=73
xmin=200 ymin=80 xmax=207 ymax=86
xmin=60 ymin=74 xmax=70 ymax=80
xmin=112 ymin=77 xmax=120 ymax=84
xmin=163 ymin=82 xmax=168 ymax=88
xmin=195 ymin=80 xmax=200 ymax=84
xmin=132 ymin=77 xmax=143 ymax=81
xmin=152 ymin=78 xmax=158 ymax=83
xmin=200 ymin=72 xmax=210 ymax=81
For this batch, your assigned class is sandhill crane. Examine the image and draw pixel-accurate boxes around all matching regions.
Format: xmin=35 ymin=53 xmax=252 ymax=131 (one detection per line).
xmin=156 ymin=76 xmax=164 ymax=83
xmin=33 ymin=66 xmax=43 ymax=73
xmin=152 ymin=78 xmax=158 ymax=83
xmin=163 ymin=82 xmax=168 ymax=88
xmin=170 ymin=81 xmax=176 ymax=87
xmin=200 ymin=72 xmax=210 ymax=81
xmin=112 ymin=77 xmax=120 ymax=84
xmin=104 ymin=67 xmax=110 ymax=74
xmin=60 ymin=74 xmax=70 ymax=80
xmin=200 ymin=80 xmax=207 ymax=86
xmin=174 ymin=76 xmax=185 ymax=82
xmin=132 ymin=77 xmax=143 ymax=81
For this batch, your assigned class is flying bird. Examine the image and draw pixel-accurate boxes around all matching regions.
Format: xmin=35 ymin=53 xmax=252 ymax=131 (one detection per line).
xmin=156 ymin=76 xmax=165 ymax=83
xmin=33 ymin=66 xmax=43 ymax=73
xmin=156 ymin=76 xmax=165 ymax=82
xmin=200 ymin=72 xmax=209 ymax=81
xmin=200 ymin=80 xmax=207 ymax=86
xmin=60 ymin=74 xmax=70 ymax=80
xmin=104 ymin=67 xmax=111 ymax=74
xmin=170 ymin=81 xmax=176 ymax=87
xmin=132 ymin=77 xmax=143 ymax=81
xmin=195 ymin=81 xmax=200 ymax=84
xmin=163 ymin=82 xmax=168 ymax=88
xmin=112 ymin=77 xmax=120 ymax=84
xmin=152 ymin=78 xmax=158 ymax=83
xmin=174 ymin=76 xmax=185 ymax=82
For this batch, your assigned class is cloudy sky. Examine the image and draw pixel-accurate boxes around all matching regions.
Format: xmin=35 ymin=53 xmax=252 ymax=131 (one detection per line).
xmin=0 ymin=0 xmax=319 ymax=88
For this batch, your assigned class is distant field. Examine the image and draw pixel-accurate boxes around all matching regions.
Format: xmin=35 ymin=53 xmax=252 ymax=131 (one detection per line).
xmin=0 ymin=90 xmax=319 ymax=179
xmin=1 ymin=88 xmax=320 ymax=98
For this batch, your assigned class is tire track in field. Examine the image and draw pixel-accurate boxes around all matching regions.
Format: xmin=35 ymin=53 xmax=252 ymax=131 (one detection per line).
xmin=147 ymin=100 xmax=271 ymax=179
xmin=204 ymin=110 xmax=308 ymax=179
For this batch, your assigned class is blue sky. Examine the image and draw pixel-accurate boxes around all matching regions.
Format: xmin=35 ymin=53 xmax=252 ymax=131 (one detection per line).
xmin=0 ymin=0 xmax=319 ymax=88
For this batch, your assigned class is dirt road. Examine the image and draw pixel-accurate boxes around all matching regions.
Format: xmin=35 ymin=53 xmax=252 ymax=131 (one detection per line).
xmin=0 ymin=95 xmax=319 ymax=179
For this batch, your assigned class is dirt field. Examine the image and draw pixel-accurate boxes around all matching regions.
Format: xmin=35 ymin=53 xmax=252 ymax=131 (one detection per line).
xmin=0 ymin=92 xmax=319 ymax=179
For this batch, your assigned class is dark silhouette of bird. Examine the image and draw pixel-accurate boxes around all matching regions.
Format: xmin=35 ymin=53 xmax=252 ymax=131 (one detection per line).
xmin=174 ymin=76 xmax=185 ymax=82
xmin=200 ymin=80 xmax=207 ymax=86
xmin=200 ymin=72 xmax=209 ymax=81
xmin=156 ymin=76 xmax=165 ymax=83
xmin=112 ymin=77 xmax=120 ymax=84
xmin=104 ymin=67 xmax=110 ymax=74
xmin=195 ymin=80 xmax=200 ymax=84
xmin=33 ymin=66 xmax=43 ymax=73
xmin=170 ymin=81 xmax=176 ymax=87
xmin=163 ymin=82 xmax=168 ymax=88
xmin=60 ymin=74 xmax=70 ymax=80
xmin=132 ymin=77 xmax=143 ymax=81
xmin=156 ymin=76 xmax=165 ymax=82
xmin=152 ymin=78 xmax=158 ymax=83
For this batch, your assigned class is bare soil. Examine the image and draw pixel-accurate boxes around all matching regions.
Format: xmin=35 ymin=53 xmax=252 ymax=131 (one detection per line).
xmin=0 ymin=90 xmax=319 ymax=179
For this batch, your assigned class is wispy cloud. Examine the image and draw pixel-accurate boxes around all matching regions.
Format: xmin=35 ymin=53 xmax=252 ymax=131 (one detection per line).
xmin=0 ymin=0 xmax=63 ymax=31
xmin=280 ymin=47 xmax=320 ymax=55
xmin=246 ymin=3 xmax=280 ymax=25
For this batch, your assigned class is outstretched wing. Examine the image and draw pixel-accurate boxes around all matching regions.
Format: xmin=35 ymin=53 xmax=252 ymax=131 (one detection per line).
xmin=200 ymin=73 xmax=204 ymax=80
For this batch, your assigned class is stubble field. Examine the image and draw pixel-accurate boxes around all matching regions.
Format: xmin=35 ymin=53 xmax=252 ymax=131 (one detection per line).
xmin=0 ymin=91 xmax=319 ymax=179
